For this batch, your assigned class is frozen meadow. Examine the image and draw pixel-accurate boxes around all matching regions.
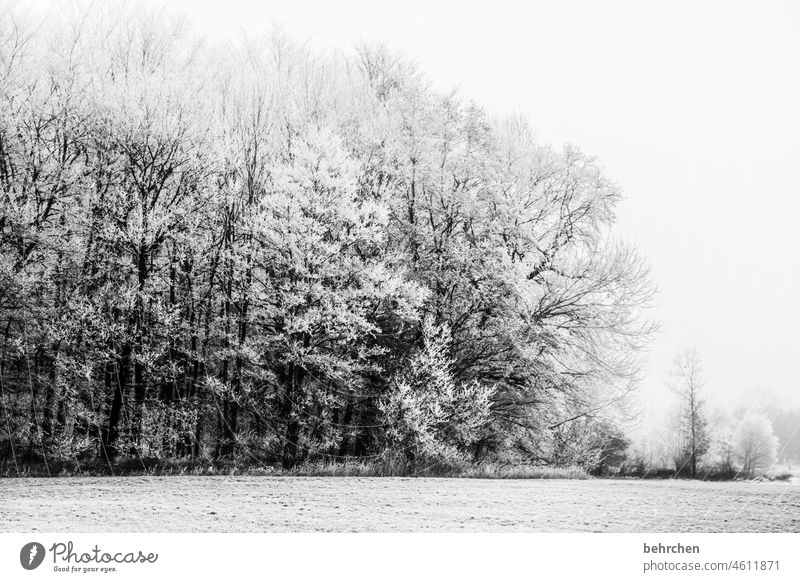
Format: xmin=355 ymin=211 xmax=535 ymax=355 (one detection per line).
xmin=1 ymin=477 xmax=798 ymax=533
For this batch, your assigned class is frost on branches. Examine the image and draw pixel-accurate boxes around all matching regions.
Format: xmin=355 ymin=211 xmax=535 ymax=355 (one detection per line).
xmin=0 ymin=4 xmax=655 ymax=473
xmin=380 ymin=316 xmax=494 ymax=465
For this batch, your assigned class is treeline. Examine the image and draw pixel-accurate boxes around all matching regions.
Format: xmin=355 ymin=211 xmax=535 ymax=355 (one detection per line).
xmin=625 ymin=350 xmax=794 ymax=480
xmin=0 ymin=3 xmax=654 ymax=473
xmin=626 ymin=408 xmax=790 ymax=480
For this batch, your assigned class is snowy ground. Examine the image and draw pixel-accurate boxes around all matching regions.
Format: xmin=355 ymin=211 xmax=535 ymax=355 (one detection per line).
xmin=1 ymin=476 xmax=798 ymax=532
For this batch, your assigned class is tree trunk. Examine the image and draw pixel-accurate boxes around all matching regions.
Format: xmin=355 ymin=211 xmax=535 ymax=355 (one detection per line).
xmin=102 ymin=346 xmax=130 ymax=460
xmin=130 ymin=242 xmax=149 ymax=454
xmin=41 ymin=344 xmax=59 ymax=445
xmin=281 ymin=363 xmax=305 ymax=470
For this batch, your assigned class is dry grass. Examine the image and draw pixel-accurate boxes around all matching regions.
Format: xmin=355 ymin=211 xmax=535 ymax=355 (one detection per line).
xmin=1 ymin=456 xmax=589 ymax=479
xmin=286 ymin=460 xmax=589 ymax=479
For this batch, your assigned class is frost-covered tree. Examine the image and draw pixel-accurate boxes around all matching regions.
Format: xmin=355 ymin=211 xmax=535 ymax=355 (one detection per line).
xmin=352 ymin=58 xmax=655 ymax=460
xmin=733 ymin=412 xmax=779 ymax=477
xmin=380 ymin=316 xmax=493 ymax=464
xmin=247 ymin=125 xmax=426 ymax=468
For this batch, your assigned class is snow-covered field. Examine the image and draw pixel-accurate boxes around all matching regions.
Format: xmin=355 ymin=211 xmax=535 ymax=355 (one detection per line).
xmin=1 ymin=477 xmax=798 ymax=533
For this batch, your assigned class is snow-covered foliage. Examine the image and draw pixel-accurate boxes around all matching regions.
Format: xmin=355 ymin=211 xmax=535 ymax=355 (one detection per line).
xmin=733 ymin=412 xmax=779 ymax=477
xmin=380 ymin=316 xmax=494 ymax=463
xmin=0 ymin=3 xmax=654 ymax=470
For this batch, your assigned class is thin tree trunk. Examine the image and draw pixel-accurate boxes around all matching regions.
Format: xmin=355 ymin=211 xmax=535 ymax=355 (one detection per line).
xmin=102 ymin=345 xmax=129 ymax=460
xmin=282 ymin=363 xmax=306 ymax=470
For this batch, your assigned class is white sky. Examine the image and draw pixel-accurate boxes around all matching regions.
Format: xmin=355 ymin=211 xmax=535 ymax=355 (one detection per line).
xmin=27 ymin=0 xmax=800 ymax=414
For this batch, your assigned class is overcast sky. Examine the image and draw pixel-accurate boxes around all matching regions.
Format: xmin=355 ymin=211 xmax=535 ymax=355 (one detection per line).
xmin=29 ymin=0 xmax=800 ymax=415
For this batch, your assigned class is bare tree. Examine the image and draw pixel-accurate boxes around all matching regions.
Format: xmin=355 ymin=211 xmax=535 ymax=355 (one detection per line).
xmin=667 ymin=348 xmax=710 ymax=478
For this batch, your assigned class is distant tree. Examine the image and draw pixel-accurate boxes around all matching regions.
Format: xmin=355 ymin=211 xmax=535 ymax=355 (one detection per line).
xmin=707 ymin=408 xmax=737 ymax=478
xmin=733 ymin=412 xmax=779 ymax=477
xmin=771 ymin=408 xmax=800 ymax=462
xmin=667 ymin=349 xmax=710 ymax=478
